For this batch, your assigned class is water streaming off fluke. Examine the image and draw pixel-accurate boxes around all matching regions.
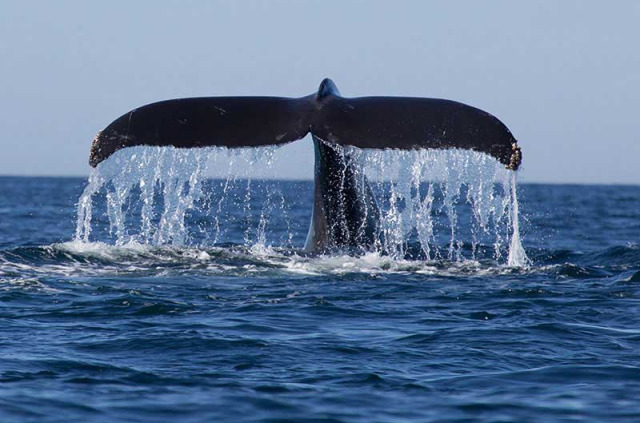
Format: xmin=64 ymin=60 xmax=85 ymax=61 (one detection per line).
xmin=75 ymin=146 xmax=529 ymax=266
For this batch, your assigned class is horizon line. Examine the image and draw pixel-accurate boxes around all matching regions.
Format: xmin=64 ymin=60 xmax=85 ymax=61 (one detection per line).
xmin=0 ymin=173 xmax=638 ymax=188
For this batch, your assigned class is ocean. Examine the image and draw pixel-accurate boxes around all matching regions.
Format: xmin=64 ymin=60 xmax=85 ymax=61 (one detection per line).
xmin=1 ymin=164 xmax=639 ymax=422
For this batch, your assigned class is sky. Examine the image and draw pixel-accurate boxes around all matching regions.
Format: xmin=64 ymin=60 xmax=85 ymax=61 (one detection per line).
xmin=0 ymin=0 xmax=638 ymax=184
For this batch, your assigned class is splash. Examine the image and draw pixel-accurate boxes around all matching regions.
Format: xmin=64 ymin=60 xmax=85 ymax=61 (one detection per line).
xmin=507 ymin=171 xmax=529 ymax=267
xmin=353 ymin=148 xmax=529 ymax=266
xmin=76 ymin=147 xmax=208 ymax=245
xmin=75 ymin=146 xmax=529 ymax=266
xmin=75 ymin=146 xmax=289 ymax=248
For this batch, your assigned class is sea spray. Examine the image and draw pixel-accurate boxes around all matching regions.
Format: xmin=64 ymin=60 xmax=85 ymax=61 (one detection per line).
xmin=507 ymin=172 xmax=530 ymax=267
xmin=76 ymin=147 xmax=208 ymax=245
xmin=356 ymin=148 xmax=529 ymax=265
xmin=75 ymin=146 xmax=285 ymax=248
xmin=75 ymin=146 xmax=529 ymax=266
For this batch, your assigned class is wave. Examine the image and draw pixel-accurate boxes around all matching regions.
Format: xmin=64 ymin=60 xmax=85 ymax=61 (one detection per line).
xmin=0 ymin=241 xmax=529 ymax=281
xmin=2 ymin=241 xmax=639 ymax=286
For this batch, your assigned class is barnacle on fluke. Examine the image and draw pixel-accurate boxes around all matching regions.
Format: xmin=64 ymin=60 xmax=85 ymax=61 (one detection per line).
xmin=508 ymin=143 xmax=523 ymax=171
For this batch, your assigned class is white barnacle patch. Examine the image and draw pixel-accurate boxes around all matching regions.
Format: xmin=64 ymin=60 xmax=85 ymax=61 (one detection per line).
xmin=507 ymin=143 xmax=522 ymax=170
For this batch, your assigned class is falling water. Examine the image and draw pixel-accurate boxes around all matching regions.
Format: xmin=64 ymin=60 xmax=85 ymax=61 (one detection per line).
xmin=75 ymin=146 xmax=285 ymax=248
xmin=75 ymin=146 xmax=529 ymax=266
xmin=351 ymin=148 xmax=529 ymax=265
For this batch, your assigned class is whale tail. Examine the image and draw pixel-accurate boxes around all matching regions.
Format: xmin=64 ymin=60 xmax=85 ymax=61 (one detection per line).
xmin=89 ymin=78 xmax=521 ymax=170
xmin=88 ymin=78 xmax=523 ymax=253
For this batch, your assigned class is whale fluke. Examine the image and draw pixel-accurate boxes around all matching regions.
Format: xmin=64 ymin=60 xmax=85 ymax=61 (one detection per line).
xmin=88 ymin=79 xmax=523 ymax=253
xmin=89 ymin=78 xmax=522 ymax=170
xmin=312 ymin=96 xmax=521 ymax=170
xmin=90 ymin=96 xmax=315 ymax=167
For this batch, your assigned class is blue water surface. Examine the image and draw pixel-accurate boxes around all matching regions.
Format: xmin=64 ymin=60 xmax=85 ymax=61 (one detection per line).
xmin=1 ymin=176 xmax=639 ymax=422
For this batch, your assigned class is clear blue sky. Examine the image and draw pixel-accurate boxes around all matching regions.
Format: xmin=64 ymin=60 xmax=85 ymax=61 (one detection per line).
xmin=1 ymin=0 xmax=638 ymax=184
